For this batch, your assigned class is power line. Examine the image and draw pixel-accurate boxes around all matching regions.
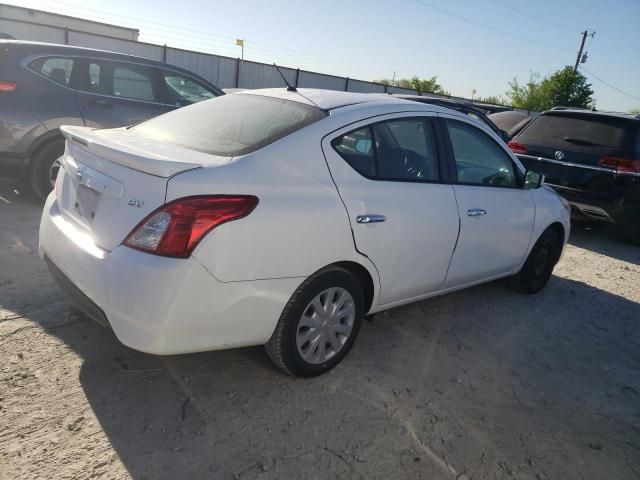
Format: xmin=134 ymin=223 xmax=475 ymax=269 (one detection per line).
xmin=411 ymin=0 xmax=574 ymax=52
xmin=486 ymin=0 xmax=579 ymax=33
xmin=580 ymin=67 xmax=640 ymax=102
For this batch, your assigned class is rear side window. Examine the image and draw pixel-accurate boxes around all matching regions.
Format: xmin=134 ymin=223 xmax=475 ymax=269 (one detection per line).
xmin=133 ymin=93 xmax=327 ymax=156
xmin=81 ymin=60 xmax=158 ymax=102
xmin=29 ymin=57 xmax=74 ymax=86
xmin=332 ymin=118 xmax=439 ymax=182
xmin=517 ymin=114 xmax=634 ymax=150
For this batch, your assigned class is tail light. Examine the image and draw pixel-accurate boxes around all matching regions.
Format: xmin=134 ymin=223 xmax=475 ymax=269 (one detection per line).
xmin=0 ymin=81 xmax=17 ymax=92
xmin=124 ymin=195 xmax=258 ymax=258
xmin=598 ymin=156 xmax=640 ymax=174
xmin=507 ymin=141 xmax=527 ymax=154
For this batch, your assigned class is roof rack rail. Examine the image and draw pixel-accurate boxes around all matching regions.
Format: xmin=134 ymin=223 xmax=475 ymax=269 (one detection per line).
xmin=551 ymin=106 xmax=593 ymax=111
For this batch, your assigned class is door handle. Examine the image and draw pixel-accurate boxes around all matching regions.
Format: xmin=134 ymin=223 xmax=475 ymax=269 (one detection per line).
xmin=356 ymin=214 xmax=386 ymax=224
xmin=467 ymin=208 xmax=487 ymax=217
xmin=88 ymin=99 xmax=113 ymax=109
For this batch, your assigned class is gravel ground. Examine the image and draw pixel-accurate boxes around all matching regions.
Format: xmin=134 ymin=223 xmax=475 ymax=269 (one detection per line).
xmin=1 ymin=180 xmax=639 ymax=480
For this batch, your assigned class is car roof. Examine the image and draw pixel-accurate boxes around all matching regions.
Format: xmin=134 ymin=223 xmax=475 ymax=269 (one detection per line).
xmin=2 ymin=40 xmax=182 ymax=69
xmin=242 ymin=88 xmax=411 ymax=111
xmin=543 ymin=108 xmax=640 ymax=121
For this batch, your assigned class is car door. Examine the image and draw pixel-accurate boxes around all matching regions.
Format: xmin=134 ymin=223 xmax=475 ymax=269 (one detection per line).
xmin=439 ymin=115 xmax=535 ymax=288
xmin=75 ymin=58 xmax=171 ymax=128
xmin=322 ymin=114 xmax=460 ymax=306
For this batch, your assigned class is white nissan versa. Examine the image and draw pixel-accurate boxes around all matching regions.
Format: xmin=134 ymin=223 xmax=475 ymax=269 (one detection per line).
xmin=39 ymin=89 xmax=570 ymax=376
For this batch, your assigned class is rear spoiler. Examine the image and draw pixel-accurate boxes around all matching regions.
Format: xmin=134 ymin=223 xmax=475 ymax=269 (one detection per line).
xmin=60 ymin=126 xmax=203 ymax=178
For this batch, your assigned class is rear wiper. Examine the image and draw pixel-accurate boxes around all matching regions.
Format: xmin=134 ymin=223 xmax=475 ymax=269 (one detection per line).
xmin=564 ymin=136 xmax=602 ymax=147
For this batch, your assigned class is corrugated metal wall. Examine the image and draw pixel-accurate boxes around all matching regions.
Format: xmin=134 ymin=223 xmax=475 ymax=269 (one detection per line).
xmin=1 ymin=16 xmax=524 ymax=113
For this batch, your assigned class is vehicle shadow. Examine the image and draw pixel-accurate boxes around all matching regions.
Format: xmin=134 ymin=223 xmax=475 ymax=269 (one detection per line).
xmin=2 ymin=188 xmax=639 ymax=479
xmin=569 ymin=221 xmax=640 ymax=264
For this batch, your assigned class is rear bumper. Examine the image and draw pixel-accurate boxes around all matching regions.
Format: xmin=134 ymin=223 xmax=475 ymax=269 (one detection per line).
xmin=517 ymin=154 xmax=640 ymax=226
xmin=38 ymin=194 xmax=302 ymax=355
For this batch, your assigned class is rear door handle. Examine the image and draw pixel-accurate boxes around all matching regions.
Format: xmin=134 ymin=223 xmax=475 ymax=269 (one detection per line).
xmin=467 ymin=208 xmax=487 ymax=217
xmin=356 ymin=214 xmax=386 ymax=224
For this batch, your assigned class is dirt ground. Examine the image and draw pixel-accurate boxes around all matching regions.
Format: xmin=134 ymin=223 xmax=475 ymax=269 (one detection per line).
xmin=1 ymin=179 xmax=639 ymax=480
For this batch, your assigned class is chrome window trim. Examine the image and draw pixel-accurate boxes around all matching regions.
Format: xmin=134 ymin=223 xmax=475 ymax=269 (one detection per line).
xmin=517 ymin=153 xmax=640 ymax=177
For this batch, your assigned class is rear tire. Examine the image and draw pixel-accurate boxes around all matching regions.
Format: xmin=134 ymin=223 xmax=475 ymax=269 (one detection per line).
xmin=30 ymin=139 xmax=65 ymax=200
xmin=265 ymin=266 xmax=364 ymax=377
xmin=508 ymin=228 xmax=562 ymax=294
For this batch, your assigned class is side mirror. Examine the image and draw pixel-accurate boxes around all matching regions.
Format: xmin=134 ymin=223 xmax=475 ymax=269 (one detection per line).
xmin=523 ymin=169 xmax=544 ymax=189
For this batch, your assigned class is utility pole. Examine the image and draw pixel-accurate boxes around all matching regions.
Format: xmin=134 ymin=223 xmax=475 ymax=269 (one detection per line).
xmin=574 ymin=31 xmax=588 ymax=72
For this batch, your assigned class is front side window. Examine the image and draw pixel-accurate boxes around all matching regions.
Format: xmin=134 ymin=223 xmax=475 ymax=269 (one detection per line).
xmin=133 ymin=93 xmax=327 ymax=157
xmin=29 ymin=57 xmax=74 ymax=86
xmin=163 ymin=72 xmax=216 ymax=106
xmin=332 ymin=117 xmax=439 ymax=182
xmin=446 ymin=119 xmax=517 ymax=187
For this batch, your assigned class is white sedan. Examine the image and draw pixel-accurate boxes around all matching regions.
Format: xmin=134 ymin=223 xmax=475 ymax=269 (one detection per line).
xmin=39 ymin=89 xmax=570 ymax=377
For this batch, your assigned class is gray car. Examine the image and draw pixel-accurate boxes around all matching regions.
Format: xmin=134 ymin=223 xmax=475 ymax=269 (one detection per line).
xmin=0 ymin=40 xmax=223 ymax=198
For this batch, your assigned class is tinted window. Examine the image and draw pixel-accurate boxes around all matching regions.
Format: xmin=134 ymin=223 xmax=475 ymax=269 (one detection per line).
xmin=332 ymin=118 xmax=439 ymax=182
xmin=373 ymin=119 xmax=438 ymax=181
xmin=81 ymin=60 xmax=157 ymax=101
xmin=133 ymin=93 xmax=327 ymax=157
xmin=517 ymin=114 xmax=633 ymax=150
xmin=446 ymin=119 xmax=516 ymax=187
xmin=112 ymin=65 xmax=154 ymax=101
xmin=29 ymin=57 xmax=74 ymax=86
xmin=332 ymin=127 xmax=375 ymax=177
xmin=163 ymin=72 xmax=216 ymax=106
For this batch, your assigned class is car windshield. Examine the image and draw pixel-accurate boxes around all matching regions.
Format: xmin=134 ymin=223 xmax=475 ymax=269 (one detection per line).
xmin=133 ymin=93 xmax=327 ymax=156
xmin=517 ymin=113 xmax=634 ymax=150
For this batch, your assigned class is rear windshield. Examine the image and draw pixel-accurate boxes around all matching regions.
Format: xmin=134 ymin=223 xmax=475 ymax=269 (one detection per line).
xmin=133 ymin=93 xmax=327 ymax=157
xmin=517 ymin=113 xmax=635 ymax=150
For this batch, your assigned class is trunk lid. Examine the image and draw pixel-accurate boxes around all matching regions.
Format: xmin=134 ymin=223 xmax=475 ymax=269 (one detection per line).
xmin=56 ymin=126 xmax=211 ymax=251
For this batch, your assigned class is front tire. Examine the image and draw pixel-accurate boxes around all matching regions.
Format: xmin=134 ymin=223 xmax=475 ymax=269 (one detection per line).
xmin=508 ymin=228 xmax=562 ymax=294
xmin=30 ymin=139 xmax=65 ymax=200
xmin=265 ymin=266 xmax=364 ymax=377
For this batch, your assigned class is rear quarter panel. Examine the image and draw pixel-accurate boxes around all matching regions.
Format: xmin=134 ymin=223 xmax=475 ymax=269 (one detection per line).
xmin=166 ymin=121 xmax=380 ymax=290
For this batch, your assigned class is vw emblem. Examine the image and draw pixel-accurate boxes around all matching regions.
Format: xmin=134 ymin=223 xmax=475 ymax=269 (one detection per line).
xmin=554 ymin=150 xmax=566 ymax=160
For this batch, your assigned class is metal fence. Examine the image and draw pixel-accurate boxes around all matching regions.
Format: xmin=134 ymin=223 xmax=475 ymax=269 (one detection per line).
xmin=1 ymin=16 xmax=524 ymax=109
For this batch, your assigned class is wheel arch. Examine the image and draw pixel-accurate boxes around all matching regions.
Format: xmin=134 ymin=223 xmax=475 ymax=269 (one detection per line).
xmin=333 ymin=260 xmax=376 ymax=315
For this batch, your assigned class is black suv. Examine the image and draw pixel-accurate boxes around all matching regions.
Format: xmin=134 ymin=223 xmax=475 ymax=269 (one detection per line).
xmin=508 ymin=108 xmax=640 ymax=243
xmin=0 ymin=40 xmax=223 ymax=198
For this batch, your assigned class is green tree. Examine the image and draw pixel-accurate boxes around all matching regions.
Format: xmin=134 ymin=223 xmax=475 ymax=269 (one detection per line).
xmin=628 ymin=107 xmax=640 ymax=114
xmin=476 ymin=95 xmax=506 ymax=105
xmin=507 ymin=67 xmax=594 ymax=111
xmin=542 ymin=66 xmax=594 ymax=109
xmin=506 ymin=73 xmax=548 ymax=111
xmin=410 ymin=76 xmax=446 ymax=95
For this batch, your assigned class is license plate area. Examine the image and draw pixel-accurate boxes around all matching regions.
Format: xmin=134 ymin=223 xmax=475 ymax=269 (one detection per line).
xmin=75 ymin=184 xmax=100 ymax=221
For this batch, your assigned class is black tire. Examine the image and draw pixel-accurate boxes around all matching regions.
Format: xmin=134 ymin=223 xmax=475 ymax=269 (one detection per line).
xmin=508 ymin=228 xmax=562 ymax=294
xmin=265 ymin=266 xmax=364 ymax=377
xmin=30 ymin=138 xmax=65 ymax=200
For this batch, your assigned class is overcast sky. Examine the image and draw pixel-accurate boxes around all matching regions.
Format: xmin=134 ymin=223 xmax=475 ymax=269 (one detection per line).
xmin=9 ymin=0 xmax=640 ymax=111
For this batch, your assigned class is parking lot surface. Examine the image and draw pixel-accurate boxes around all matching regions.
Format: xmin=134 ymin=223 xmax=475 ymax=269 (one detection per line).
xmin=1 ymin=180 xmax=639 ymax=480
